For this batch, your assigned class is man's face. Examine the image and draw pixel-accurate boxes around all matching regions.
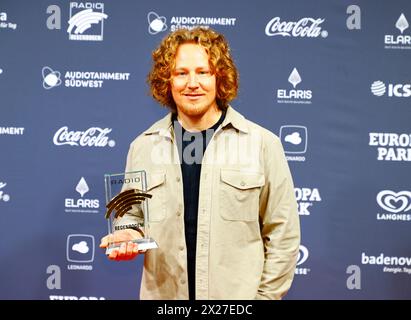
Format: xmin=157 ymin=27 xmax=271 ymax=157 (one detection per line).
xmin=171 ymin=43 xmax=218 ymax=117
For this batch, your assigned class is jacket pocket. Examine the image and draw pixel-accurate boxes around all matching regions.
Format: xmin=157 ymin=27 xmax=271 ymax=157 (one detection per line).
xmin=146 ymin=171 xmax=166 ymax=222
xmin=219 ymin=168 xmax=265 ymax=221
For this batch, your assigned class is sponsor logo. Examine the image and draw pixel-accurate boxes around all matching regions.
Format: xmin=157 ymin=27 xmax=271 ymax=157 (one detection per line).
xmin=66 ymin=234 xmax=94 ymax=270
xmin=384 ymin=13 xmax=411 ymax=50
xmin=295 ymin=187 xmax=322 ymax=216
xmin=147 ymin=11 xmax=237 ymax=34
xmin=370 ymin=80 xmax=411 ymax=98
xmin=361 ymin=252 xmax=411 ymax=275
xmin=0 ymin=127 xmax=25 ymax=135
xmin=42 ymin=66 xmax=130 ymax=89
xmin=277 ymin=68 xmax=312 ymax=104
xmin=68 ymin=2 xmax=107 ymax=41
xmin=295 ymin=245 xmax=311 ymax=275
xmin=279 ymin=125 xmax=307 ymax=162
xmin=49 ymin=295 xmax=106 ymax=300
xmin=265 ymin=17 xmax=327 ymax=38
xmin=369 ymin=132 xmax=411 ymax=161
xmin=53 ymin=126 xmax=116 ymax=148
xmin=0 ymin=11 xmax=17 ymax=30
xmin=376 ymin=190 xmax=411 ymax=221
xmin=0 ymin=182 xmax=10 ymax=202
xmin=65 ymin=177 xmax=100 ymax=213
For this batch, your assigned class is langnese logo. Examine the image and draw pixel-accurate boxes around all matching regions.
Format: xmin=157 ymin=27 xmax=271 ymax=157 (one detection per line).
xmin=295 ymin=245 xmax=311 ymax=275
xmin=277 ymin=68 xmax=312 ymax=104
xmin=370 ymin=80 xmax=411 ymax=98
xmin=42 ymin=66 xmax=130 ymax=89
xmin=0 ymin=127 xmax=25 ymax=136
xmin=53 ymin=126 xmax=116 ymax=148
xmin=384 ymin=13 xmax=411 ymax=50
xmin=68 ymin=2 xmax=107 ymax=41
xmin=265 ymin=17 xmax=328 ymax=38
xmin=295 ymin=187 xmax=322 ymax=216
xmin=0 ymin=11 xmax=17 ymax=30
xmin=65 ymin=177 xmax=100 ymax=213
xmin=66 ymin=234 xmax=94 ymax=270
xmin=0 ymin=182 xmax=10 ymax=202
xmin=147 ymin=11 xmax=237 ymax=34
xmin=376 ymin=190 xmax=411 ymax=222
xmin=279 ymin=125 xmax=307 ymax=162
xmin=369 ymin=132 xmax=411 ymax=161
xmin=361 ymin=252 xmax=411 ymax=275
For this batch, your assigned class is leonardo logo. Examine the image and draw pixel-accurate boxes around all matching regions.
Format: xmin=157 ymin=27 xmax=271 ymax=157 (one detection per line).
xmin=295 ymin=187 xmax=322 ymax=216
xmin=65 ymin=177 xmax=100 ymax=213
xmin=53 ymin=126 xmax=116 ymax=148
xmin=370 ymin=80 xmax=411 ymax=97
xmin=384 ymin=13 xmax=411 ymax=49
xmin=277 ymin=68 xmax=312 ymax=104
xmin=68 ymin=2 xmax=107 ymax=41
xmin=279 ymin=125 xmax=308 ymax=162
xmin=0 ymin=182 xmax=10 ymax=202
xmin=295 ymin=245 xmax=311 ymax=275
xmin=265 ymin=17 xmax=328 ymax=38
xmin=376 ymin=190 xmax=411 ymax=222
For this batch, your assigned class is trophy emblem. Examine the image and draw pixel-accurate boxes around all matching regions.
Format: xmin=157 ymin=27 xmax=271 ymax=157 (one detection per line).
xmin=104 ymin=171 xmax=158 ymax=255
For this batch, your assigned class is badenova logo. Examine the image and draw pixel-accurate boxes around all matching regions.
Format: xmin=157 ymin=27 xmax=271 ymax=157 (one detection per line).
xmin=295 ymin=245 xmax=311 ymax=275
xmin=361 ymin=252 xmax=411 ymax=275
xmin=53 ymin=126 xmax=116 ymax=148
xmin=277 ymin=68 xmax=312 ymax=104
xmin=368 ymin=132 xmax=411 ymax=161
xmin=376 ymin=190 xmax=411 ymax=222
xmin=265 ymin=16 xmax=328 ymax=38
xmin=370 ymin=80 xmax=411 ymax=98
xmin=42 ymin=66 xmax=131 ymax=89
xmin=67 ymin=2 xmax=108 ymax=41
xmin=384 ymin=13 xmax=411 ymax=50
xmin=295 ymin=187 xmax=322 ymax=216
xmin=0 ymin=182 xmax=10 ymax=202
xmin=65 ymin=177 xmax=100 ymax=213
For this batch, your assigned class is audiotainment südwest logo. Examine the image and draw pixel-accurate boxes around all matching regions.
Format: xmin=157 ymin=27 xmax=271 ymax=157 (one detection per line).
xmin=42 ymin=66 xmax=130 ymax=89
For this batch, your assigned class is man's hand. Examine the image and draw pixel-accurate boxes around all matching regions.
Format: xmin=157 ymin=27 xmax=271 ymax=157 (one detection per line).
xmin=99 ymin=229 xmax=146 ymax=261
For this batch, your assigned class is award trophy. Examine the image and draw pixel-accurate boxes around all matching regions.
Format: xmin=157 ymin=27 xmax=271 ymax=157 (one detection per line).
xmin=104 ymin=170 xmax=158 ymax=255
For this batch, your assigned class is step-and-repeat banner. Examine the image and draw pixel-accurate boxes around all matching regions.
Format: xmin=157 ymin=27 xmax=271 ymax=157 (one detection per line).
xmin=1 ymin=0 xmax=410 ymax=300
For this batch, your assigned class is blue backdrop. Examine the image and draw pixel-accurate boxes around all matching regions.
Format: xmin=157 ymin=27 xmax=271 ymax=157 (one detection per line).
xmin=1 ymin=0 xmax=410 ymax=300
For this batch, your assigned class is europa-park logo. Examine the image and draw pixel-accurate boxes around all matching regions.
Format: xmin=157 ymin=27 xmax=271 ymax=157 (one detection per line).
xmin=368 ymin=132 xmax=411 ymax=161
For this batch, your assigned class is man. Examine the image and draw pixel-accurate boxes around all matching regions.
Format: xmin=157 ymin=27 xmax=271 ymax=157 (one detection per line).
xmin=100 ymin=27 xmax=300 ymax=300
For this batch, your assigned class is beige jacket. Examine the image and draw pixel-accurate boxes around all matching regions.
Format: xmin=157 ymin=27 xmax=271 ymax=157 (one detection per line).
xmin=119 ymin=106 xmax=300 ymax=300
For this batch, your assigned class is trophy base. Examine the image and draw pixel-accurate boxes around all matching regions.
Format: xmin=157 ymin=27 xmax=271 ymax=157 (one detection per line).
xmin=105 ymin=238 xmax=158 ymax=255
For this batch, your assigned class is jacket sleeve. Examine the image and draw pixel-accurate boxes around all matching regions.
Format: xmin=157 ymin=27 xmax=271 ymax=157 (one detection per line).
xmin=256 ymin=133 xmax=300 ymax=300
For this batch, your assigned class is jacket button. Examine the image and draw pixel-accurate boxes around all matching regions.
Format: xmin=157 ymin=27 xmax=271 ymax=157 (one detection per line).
xmin=176 ymin=177 xmax=181 ymax=182
xmin=180 ymin=279 xmax=186 ymax=285
xmin=240 ymin=181 xmax=245 ymax=186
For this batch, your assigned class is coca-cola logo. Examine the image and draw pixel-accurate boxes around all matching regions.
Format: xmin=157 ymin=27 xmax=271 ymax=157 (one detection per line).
xmin=265 ymin=17 xmax=327 ymax=38
xmin=53 ymin=126 xmax=115 ymax=147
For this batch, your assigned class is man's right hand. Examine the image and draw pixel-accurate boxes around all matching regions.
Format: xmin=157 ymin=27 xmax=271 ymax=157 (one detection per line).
xmin=99 ymin=229 xmax=145 ymax=261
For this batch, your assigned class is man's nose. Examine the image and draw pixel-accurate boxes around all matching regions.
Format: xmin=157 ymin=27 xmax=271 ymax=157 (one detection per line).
xmin=187 ymin=73 xmax=199 ymax=88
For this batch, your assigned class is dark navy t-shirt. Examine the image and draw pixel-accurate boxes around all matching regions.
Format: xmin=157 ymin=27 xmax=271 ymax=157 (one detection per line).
xmin=173 ymin=110 xmax=226 ymax=300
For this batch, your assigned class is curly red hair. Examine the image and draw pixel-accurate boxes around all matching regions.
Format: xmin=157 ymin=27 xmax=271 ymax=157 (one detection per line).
xmin=147 ymin=27 xmax=239 ymax=113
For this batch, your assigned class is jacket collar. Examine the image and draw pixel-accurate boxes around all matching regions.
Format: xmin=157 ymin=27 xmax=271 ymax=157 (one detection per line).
xmin=143 ymin=105 xmax=249 ymax=138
